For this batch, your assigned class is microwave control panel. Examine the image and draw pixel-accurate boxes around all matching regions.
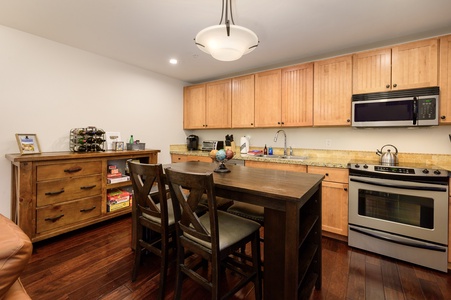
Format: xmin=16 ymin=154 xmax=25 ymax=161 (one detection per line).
xmin=418 ymin=98 xmax=436 ymax=120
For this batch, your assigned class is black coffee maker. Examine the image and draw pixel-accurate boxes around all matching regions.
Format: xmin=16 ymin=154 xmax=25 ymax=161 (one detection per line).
xmin=186 ymin=135 xmax=199 ymax=151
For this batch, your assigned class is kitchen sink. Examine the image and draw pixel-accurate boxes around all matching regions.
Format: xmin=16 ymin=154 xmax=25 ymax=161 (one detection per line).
xmin=255 ymin=154 xmax=309 ymax=160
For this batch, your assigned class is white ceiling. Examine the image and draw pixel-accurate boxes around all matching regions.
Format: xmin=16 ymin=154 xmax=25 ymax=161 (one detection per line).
xmin=1 ymin=0 xmax=451 ymax=84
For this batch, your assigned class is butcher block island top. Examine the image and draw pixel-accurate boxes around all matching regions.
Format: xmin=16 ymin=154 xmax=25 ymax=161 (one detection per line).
xmin=5 ymin=150 xmax=160 ymax=242
xmin=164 ymin=161 xmax=324 ymax=299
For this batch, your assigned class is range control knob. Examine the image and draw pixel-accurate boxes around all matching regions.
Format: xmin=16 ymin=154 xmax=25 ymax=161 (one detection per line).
xmin=363 ymin=164 xmax=369 ymax=169
xmin=422 ymin=169 xmax=429 ymax=174
xmin=355 ymin=164 xmax=360 ymax=168
xmin=434 ymin=170 xmax=441 ymax=175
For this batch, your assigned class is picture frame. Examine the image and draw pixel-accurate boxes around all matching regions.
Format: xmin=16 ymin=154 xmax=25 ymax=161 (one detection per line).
xmin=15 ymin=133 xmax=41 ymax=155
xmin=106 ymin=131 xmax=121 ymax=150
xmin=113 ymin=141 xmax=125 ymax=151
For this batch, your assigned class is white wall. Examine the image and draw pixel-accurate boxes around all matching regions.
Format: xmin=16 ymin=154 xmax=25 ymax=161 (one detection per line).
xmin=0 ymin=25 xmax=187 ymax=217
xmin=191 ymin=126 xmax=451 ymax=155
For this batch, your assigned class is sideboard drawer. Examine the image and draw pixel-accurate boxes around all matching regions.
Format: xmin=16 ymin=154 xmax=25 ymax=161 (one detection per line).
xmin=37 ymin=175 xmax=102 ymax=206
xmin=36 ymin=196 xmax=102 ymax=233
xmin=37 ymin=161 xmax=102 ymax=181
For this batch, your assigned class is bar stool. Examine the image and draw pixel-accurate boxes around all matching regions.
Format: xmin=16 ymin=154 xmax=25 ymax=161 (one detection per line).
xmin=128 ymin=161 xmax=175 ymax=300
xmin=165 ymin=167 xmax=262 ymax=300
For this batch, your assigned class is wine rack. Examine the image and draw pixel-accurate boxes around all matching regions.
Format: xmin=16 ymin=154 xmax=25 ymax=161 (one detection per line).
xmin=70 ymin=126 xmax=106 ymax=152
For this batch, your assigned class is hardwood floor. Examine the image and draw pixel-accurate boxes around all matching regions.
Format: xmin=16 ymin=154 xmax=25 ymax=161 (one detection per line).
xmin=20 ymin=215 xmax=451 ymax=299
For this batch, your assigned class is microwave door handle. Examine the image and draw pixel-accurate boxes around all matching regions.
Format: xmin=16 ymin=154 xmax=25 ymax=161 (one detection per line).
xmin=412 ymin=97 xmax=418 ymax=125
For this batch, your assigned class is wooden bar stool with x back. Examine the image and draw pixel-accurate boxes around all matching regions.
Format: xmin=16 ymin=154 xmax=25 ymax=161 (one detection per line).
xmin=128 ymin=161 xmax=175 ymax=300
xmin=165 ymin=167 xmax=262 ymax=300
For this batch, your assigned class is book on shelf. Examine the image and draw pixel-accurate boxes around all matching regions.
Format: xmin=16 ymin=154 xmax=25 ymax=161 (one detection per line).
xmin=107 ymin=175 xmax=130 ymax=184
xmin=107 ymin=188 xmax=131 ymax=203
xmin=107 ymin=172 xmax=123 ymax=178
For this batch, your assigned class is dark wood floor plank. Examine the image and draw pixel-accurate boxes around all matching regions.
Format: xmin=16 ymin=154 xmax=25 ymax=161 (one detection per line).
xmin=19 ymin=216 xmax=451 ymax=300
xmin=347 ymin=250 xmax=366 ymax=300
xmin=364 ymin=259 xmax=384 ymax=300
xmin=380 ymin=258 xmax=405 ymax=299
xmin=396 ymin=262 xmax=425 ymax=300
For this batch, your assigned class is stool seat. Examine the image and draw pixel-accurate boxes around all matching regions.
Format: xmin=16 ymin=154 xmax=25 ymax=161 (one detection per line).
xmin=227 ymin=202 xmax=264 ymax=225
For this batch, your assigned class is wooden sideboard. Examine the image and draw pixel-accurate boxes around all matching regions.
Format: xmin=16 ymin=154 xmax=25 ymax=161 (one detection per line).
xmin=5 ymin=150 xmax=159 ymax=242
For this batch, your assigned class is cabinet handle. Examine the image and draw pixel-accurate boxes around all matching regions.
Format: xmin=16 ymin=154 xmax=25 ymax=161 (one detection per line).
xmin=277 ymin=122 xmax=281 ymax=125
xmin=344 ymin=188 xmax=348 ymax=191
xmin=80 ymin=185 xmax=96 ymax=190
xmin=346 ymin=119 xmax=351 ymax=123
xmin=386 ymin=84 xmax=390 ymax=88
xmin=393 ymin=83 xmax=397 ymax=88
xmin=45 ymin=189 xmax=65 ymax=196
xmin=80 ymin=206 xmax=96 ymax=212
xmin=441 ymin=115 xmax=446 ymax=120
xmin=251 ymin=123 xmax=254 ymax=126
xmin=325 ymin=173 xmax=329 ymax=176
xmin=64 ymin=167 xmax=82 ymax=173
xmin=45 ymin=214 xmax=64 ymax=222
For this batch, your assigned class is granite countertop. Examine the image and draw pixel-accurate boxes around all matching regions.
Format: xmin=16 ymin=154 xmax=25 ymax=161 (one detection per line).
xmin=170 ymin=144 xmax=451 ymax=171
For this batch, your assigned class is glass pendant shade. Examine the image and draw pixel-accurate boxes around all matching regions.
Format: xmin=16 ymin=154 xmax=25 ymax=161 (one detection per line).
xmin=195 ymin=24 xmax=258 ymax=61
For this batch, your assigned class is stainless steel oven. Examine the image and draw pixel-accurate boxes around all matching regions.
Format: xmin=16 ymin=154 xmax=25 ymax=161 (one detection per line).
xmin=348 ymin=163 xmax=449 ymax=272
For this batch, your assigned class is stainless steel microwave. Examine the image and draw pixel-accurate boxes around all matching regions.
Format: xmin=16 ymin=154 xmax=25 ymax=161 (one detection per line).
xmin=352 ymin=87 xmax=439 ymax=127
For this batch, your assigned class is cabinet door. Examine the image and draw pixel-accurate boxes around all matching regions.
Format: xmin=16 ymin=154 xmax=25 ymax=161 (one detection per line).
xmin=206 ymin=79 xmax=232 ymax=128
xmin=352 ymin=48 xmax=392 ymax=94
xmin=440 ymin=35 xmax=451 ymax=124
xmin=321 ymin=181 xmax=348 ymax=236
xmin=314 ymin=55 xmax=352 ymax=126
xmin=392 ymin=38 xmax=438 ymax=90
xmin=232 ymin=74 xmax=255 ymax=128
xmin=281 ymin=63 xmax=314 ymax=127
xmin=245 ymin=160 xmax=307 ymax=172
xmin=184 ymin=84 xmax=206 ymax=129
xmin=255 ymin=69 xmax=282 ymax=127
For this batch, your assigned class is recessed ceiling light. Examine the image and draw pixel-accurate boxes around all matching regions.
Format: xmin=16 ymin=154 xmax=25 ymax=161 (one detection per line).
xmin=169 ymin=58 xmax=178 ymax=65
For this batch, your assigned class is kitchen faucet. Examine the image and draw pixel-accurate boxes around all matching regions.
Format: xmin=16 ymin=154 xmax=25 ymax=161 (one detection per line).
xmin=274 ymin=129 xmax=288 ymax=156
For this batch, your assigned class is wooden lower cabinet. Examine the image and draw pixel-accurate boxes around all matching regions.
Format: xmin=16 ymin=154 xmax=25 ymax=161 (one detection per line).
xmin=171 ymin=154 xmax=212 ymax=163
xmin=244 ymin=160 xmax=307 ymax=172
xmin=308 ymin=166 xmax=349 ymax=238
xmin=6 ymin=150 xmax=159 ymax=242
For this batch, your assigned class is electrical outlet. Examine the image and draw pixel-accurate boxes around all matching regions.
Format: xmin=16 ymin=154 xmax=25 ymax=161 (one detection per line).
xmin=325 ymin=139 xmax=332 ymax=148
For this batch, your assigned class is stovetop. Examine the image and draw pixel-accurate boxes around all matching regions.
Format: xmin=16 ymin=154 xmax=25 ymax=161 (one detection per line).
xmin=348 ymin=161 xmax=449 ymax=178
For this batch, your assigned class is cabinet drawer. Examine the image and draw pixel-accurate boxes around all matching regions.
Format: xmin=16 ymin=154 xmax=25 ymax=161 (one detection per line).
xmin=37 ymin=175 xmax=102 ymax=206
xmin=36 ymin=196 xmax=102 ymax=233
xmin=37 ymin=161 xmax=102 ymax=181
xmin=308 ymin=166 xmax=348 ymax=183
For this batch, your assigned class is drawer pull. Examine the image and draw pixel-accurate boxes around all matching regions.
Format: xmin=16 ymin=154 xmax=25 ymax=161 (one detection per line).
xmin=64 ymin=167 xmax=82 ymax=173
xmin=80 ymin=185 xmax=97 ymax=190
xmin=45 ymin=214 xmax=64 ymax=222
xmin=80 ymin=206 xmax=96 ymax=212
xmin=45 ymin=189 xmax=65 ymax=196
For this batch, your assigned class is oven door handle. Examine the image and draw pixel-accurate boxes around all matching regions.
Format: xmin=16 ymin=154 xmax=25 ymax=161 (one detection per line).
xmin=349 ymin=178 xmax=447 ymax=192
xmin=349 ymin=226 xmax=446 ymax=252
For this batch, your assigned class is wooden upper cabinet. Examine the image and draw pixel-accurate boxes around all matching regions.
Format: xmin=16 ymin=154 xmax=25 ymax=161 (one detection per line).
xmin=183 ymin=80 xmax=231 ymax=129
xmin=281 ymin=63 xmax=314 ymax=127
xmin=392 ymin=38 xmax=438 ymax=90
xmin=183 ymin=83 xmax=206 ymax=129
xmin=352 ymin=48 xmax=392 ymax=94
xmin=314 ymin=55 xmax=352 ymax=126
xmin=232 ymin=74 xmax=255 ymax=128
xmin=440 ymin=35 xmax=451 ymax=124
xmin=205 ymin=79 xmax=232 ymax=128
xmin=254 ymin=69 xmax=282 ymax=127
xmin=353 ymin=38 xmax=438 ymax=94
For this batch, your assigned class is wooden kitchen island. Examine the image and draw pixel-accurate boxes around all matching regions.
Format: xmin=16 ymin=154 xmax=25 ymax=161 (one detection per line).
xmin=165 ymin=161 xmax=324 ymax=299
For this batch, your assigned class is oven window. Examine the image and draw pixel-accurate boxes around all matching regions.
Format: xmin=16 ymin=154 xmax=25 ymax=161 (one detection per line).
xmin=358 ymin=189 xmax=433 ymax=229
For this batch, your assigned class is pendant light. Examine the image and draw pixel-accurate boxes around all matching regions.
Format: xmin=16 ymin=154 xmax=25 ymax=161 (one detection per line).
xmin=194 ymin=0 xmax=259 ymax=61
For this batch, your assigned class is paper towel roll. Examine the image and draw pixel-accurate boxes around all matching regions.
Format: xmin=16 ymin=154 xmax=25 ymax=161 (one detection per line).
xmin=240 ymin=136 xmax=250 ymax=154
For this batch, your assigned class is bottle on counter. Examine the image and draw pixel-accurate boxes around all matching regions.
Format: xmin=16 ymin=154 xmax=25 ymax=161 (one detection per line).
xmin=129 ymin=135 xmax=134 ymax=144
xmin=264 ymin=144 xmax=268 ymax=155
xmin=268 ymin=147 xmax=273 ymax=155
